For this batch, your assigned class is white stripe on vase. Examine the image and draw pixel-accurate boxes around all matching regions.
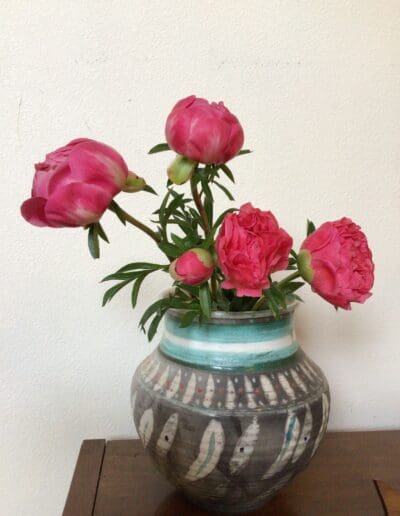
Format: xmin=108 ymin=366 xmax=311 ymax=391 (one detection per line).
xmin=163 ymin=329 xmax=294 ymax=355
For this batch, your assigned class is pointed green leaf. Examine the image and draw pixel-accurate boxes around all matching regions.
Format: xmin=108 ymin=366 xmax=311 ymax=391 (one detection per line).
xmin=148 ymin=143 xmax=170 ymax=154
xmin=199 ymin=284 xmax=212 ymax=318
xmin=88 ymin=224 xmax=100 ymax=259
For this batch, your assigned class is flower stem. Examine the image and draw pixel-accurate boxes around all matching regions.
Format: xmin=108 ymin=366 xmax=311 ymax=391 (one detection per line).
xmin=278 ymin=270 xmax=301 ymax=287
xmin=252 ymin=296 xmax=267 ymax=311
xmin=190 ymin=176 xmax=211 ymax=235
xmin=111 ymin=204 xmax=161 ymax=245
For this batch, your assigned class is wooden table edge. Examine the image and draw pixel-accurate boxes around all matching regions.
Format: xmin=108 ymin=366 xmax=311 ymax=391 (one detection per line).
xmin=62 ymin=439 xmax=106 ymax=516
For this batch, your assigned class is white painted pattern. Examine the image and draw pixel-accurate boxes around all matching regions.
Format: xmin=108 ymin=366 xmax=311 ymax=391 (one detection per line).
xmin=185 ymin=419 xmax=225 ymax=481
xmin=263 ymin=412 xmax=300 ymax=479
xmin=311 ymin=393 xmax=329 ymax=457
xmin=290 ymin=368 xmax=307 ymax=393
xmin=244 ymin=376 xmax=257 ymax=409
xmin=182 ymin=373 xmax=196 ymax=404
xmin=203 ymin=375 xmax=215 ymax=408
xmin=138 ymin=408 xmax=154 ymax=448
xmin=225 ymin=378 xmax=236 ymax=409
xmin=260 ymin=374 xmax=278 ymax=405
xmin=298 ymin=363 xmax=315 ymax=384
xmin=143 ymin=360 xmax=160 ymax=384
xmin=229 ymin=417 xmax=260 ymax=475
xmin=278 ymin=373 xmax=295 ymax=401
xmin=156 ymin=413 xmax=179 ymax=457
xmin=153 ymin=366 xmax=169 ymax=392
xmin=163 ymin=328 xmax=295 ymax=354
xmin=292 ymin=405 xmax=313 ymax=462
xmin=166 ymin=369 xmax=181 ymax=399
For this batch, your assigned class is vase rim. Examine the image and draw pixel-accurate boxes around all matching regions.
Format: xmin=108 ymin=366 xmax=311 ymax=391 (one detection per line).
xmin=161 ymin=290 xmax=298 ymax=324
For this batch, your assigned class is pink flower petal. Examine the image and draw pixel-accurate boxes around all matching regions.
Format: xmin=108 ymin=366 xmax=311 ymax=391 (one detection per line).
xmin=20 ymin=197 xmax=50 ymax=227
xmin=45 ymin=182 xmax=114 ymax=227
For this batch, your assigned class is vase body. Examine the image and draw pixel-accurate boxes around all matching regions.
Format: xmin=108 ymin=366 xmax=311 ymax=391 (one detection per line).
xmin=131 ymin=306 xmax=330 ymax=513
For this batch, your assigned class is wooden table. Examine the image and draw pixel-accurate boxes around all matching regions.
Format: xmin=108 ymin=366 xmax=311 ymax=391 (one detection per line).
xmin=62 ymin=431 xmax=400 ymax=515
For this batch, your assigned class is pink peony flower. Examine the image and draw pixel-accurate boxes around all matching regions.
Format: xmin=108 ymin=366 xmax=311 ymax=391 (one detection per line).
xmin=21 ymin=138 xmax=129 ymax=228
xmin=216 ymin=203 xmax=293 ymax=297
xmin=299 ymin=217 xmax=374 ymax=309
xmin=165 ymin=95 xmax=244 ymax=164
xmin=169 ymin=248 xmax=214 ymax=285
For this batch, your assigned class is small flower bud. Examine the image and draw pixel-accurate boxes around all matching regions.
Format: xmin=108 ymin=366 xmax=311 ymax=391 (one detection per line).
xmin=169 ymin=248 xmax=214 ymax=285
xmin=167 ymin=155 xmax=197 ymax=185
xmin=122 ymin=171 xmax=146 ymax=193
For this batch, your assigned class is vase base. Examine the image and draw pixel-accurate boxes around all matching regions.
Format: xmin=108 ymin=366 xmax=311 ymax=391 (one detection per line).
xmin=182 ymin=491 xmax=272 ymax=514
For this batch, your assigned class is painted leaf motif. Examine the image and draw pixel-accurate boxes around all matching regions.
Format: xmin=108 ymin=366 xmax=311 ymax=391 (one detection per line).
xmin=311 ymin=393 xmax=329 ymax=457
xmin=292 ymin=404 xmax=313 ymax=462
xmin=182 ymin=373 xmax=196 ymax=404
xmin=138 ymin=408 xmax=154 ymax=448
xmin=263 ymin=411 xmax=300 ymax=479
xmin=229 ymin=417 xmax=260 ymax=475
xmin=166 ymin=370 xmax=181 ymax=399
xmin=185 ymin=419 xmax=225 ymax=482
xmin=156 ymin=412 xmax=179 ymax=457
xmin=225 ymin=378 xmax=236 ymax=409
xmin=260 ymin=374 xmax=278 ymax=405
xmin=202 ymin=375 xmax=215 ymax=408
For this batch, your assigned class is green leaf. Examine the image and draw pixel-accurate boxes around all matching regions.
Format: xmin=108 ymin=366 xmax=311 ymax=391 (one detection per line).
xmin=238 ymin=149 xmax=252 ymax=156
xmin=282 ymin=281 xmax=305 ymax=294
xmin=199 ymin=284 xmax=212 ymax=318
xmin=95 ymin=222 xmax=109 ymax=243
xmin=88 ymin=224 xmax=100 ymax=259
xmin=108 ymin=200 xmax=126 ymax=225
xmin=213 ymin=180 xmax=235 ymax=201
xmin=102 ymin=279 xmax=133 ymax=306
xmin=307 ymin=219 xmax=316 ymax=236
xmin=101 ymin=271 xmax=145 ymax=282
xmin=131 ymin=273 xmax=150 ymax=309
xmin=147 ymin=313 xmax=164 ymax=341
xmin=115 ymin=262 xmax=166 ymax=273
xmin=143 ymin=184 xmax=158 ymax=195
xmin=148 ymin=142 xmax=170 ymax=154
xmin=179 ymin=310 xmax=199 ymax=328
xmin=158 ymin=242 xmax=181 ymax=258
xmin=140 ymin=299 xmax=170 ymax=329
xmin=219 ymin=164 xmax=235 ymax=183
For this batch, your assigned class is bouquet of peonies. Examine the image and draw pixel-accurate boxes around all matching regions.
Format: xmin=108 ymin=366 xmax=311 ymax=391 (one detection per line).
xmin=21 ymin=95 xmax=374 ymax=340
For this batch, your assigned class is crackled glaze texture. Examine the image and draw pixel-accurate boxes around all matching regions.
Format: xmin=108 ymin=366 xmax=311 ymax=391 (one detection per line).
xmin=131 ymin=307 xmax=330 ymax=513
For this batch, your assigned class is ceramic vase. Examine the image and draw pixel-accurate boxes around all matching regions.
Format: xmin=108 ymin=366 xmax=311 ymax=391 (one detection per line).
xmin=131 ymin=305 xmax=330 ymax=513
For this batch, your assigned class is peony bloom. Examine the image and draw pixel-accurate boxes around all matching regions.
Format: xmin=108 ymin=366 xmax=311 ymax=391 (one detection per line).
xmin=169 ymin=248 xmax=214 ymax=285
xmin=298 ymin=217 xmax=374 ymax=310
xmin=216 ymin=203 xmax=293 ymax=297
xmin=21 ymin=138 xmax=129 ymax=228
xmin=165 ymin=95 xmax=244 ymax=164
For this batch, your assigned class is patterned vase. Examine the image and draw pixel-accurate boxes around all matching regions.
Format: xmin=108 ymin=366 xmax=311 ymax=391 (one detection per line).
xmin=131 ymin=304 xmax=330 ymax=513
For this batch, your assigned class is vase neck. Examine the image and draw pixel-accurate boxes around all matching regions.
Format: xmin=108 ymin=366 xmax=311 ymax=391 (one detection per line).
xmin=159 ymin=311 xmax=298 ymax=371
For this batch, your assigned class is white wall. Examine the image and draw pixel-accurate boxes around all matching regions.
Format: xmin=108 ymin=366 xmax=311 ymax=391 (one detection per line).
xmin=1 ymin=1 xmax=400 ymax=514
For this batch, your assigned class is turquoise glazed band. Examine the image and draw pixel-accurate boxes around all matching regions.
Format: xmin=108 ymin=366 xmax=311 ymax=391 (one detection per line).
xmin=159 ymin=310 xmax=299 ymax=370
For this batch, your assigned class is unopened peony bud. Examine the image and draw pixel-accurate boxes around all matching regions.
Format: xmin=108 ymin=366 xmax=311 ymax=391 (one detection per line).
xmin=122 ymin=171 xmax=146 ymax=193
xmin=169 ymin=248 xmax=214 ymax=285
xmin=167 ymin=155 xmax=197 ymax=185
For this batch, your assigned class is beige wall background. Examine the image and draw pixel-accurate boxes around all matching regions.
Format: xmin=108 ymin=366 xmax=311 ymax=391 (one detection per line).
xmin=1 ymin=1 xmax=400 ymax=514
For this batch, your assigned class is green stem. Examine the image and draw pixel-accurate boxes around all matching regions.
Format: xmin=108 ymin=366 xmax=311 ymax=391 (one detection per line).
xmin=190 ymin=176 xmax=211 ymax=235
xmin=252 ymin=296 xmax=267 ymax=311
xmin=252 ymin=271 xmax=302 ymax=311
xmin=118 ymin=208 xmax=161 ymax=245
xmin=190 ymin=174 xmax=217 ymax=300
xmin=278 ymin=270 xmax=301 ymax=288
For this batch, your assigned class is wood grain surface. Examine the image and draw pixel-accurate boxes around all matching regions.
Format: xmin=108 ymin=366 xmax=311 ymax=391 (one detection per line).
xmin=63 ymin=431 xmax=400 ymax=516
